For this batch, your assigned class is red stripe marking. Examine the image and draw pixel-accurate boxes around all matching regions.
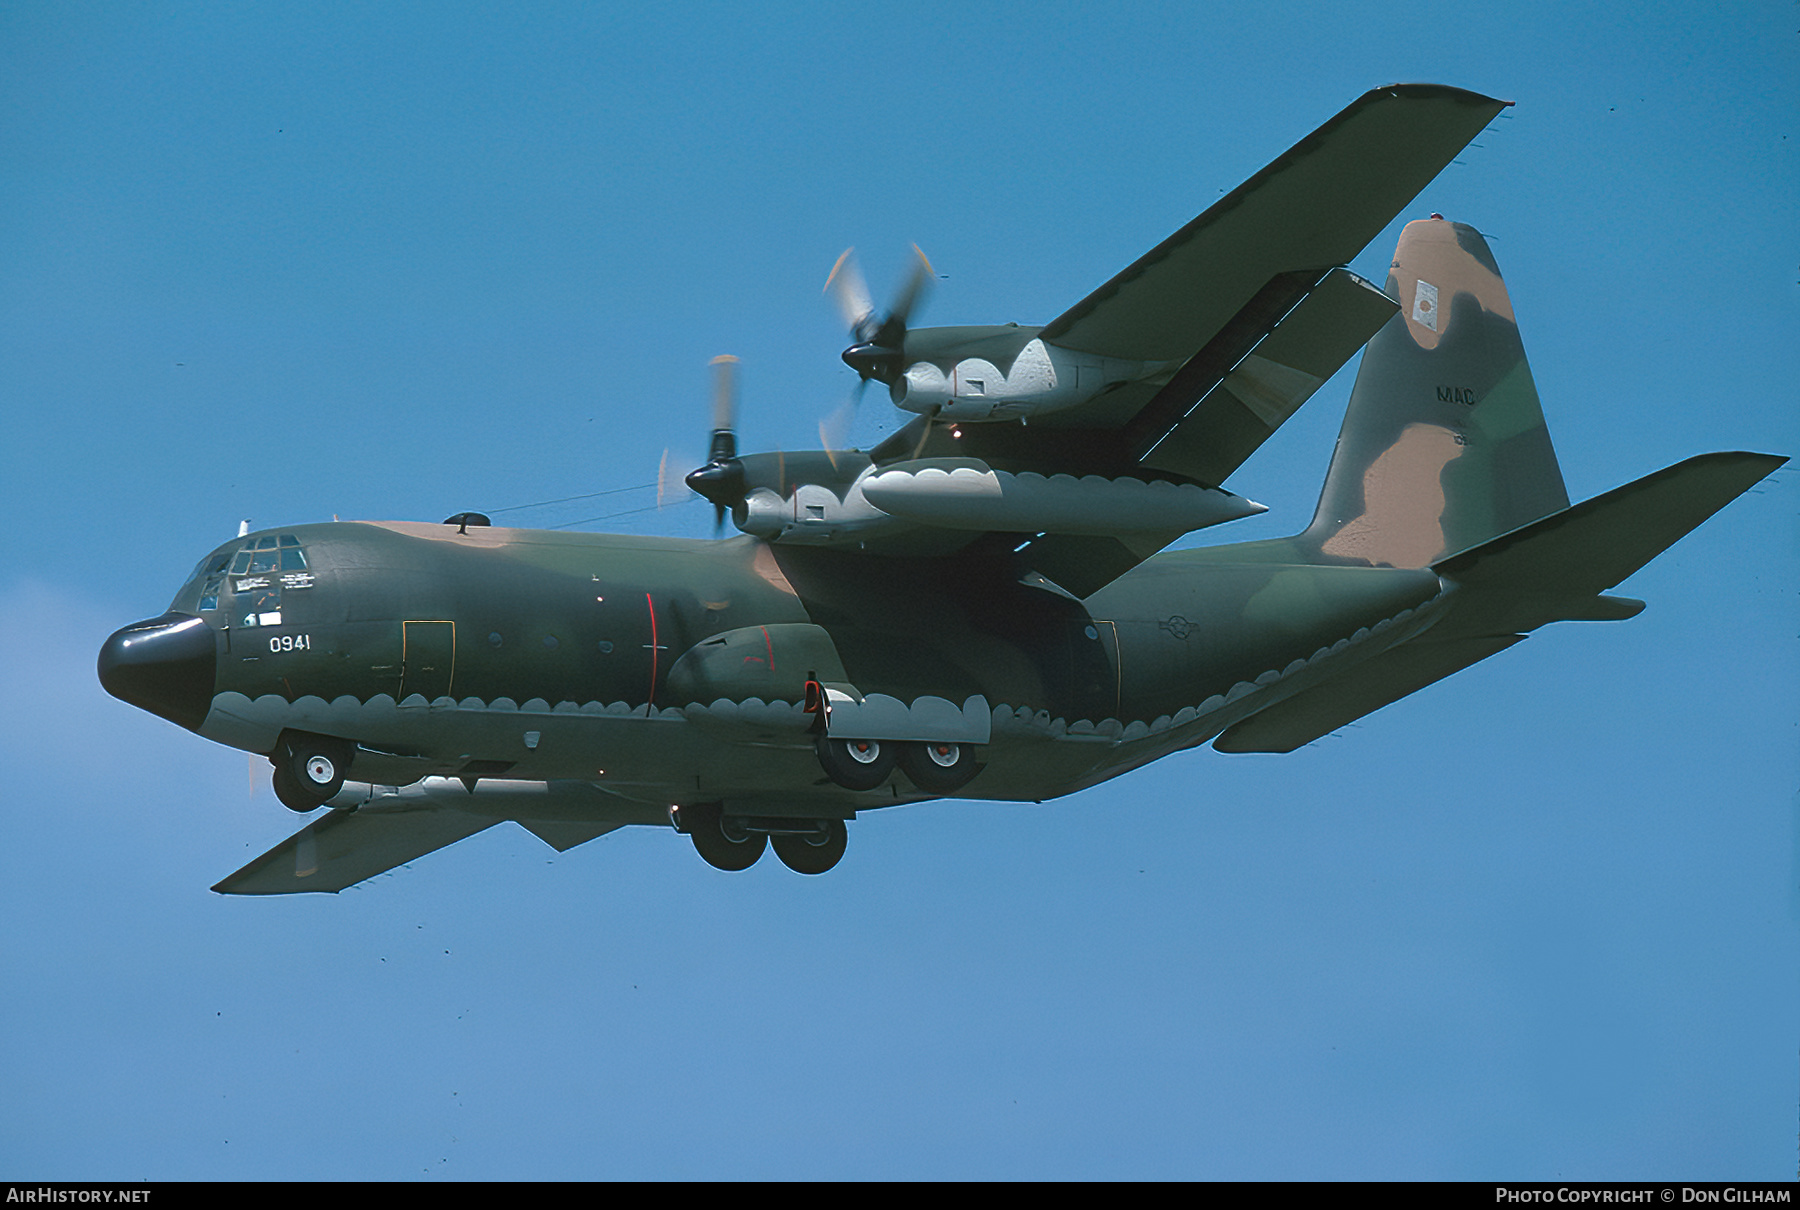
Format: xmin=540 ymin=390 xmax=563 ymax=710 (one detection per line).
xmin=645 ymin=592 xmax=658 ymax=714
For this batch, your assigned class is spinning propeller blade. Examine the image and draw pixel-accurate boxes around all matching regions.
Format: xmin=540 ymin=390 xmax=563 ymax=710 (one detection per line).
xmin=818 ymin=377 xmax=870 ymax=468
xmin=824 ymin=249 xmax=875 ymax=336
xmin=830 ymin=245 xmax=934 ymax=386
xmin=911 ymin=406 xmax=943 ymax=460
xmin=686 ymin=354 xmax=747 ymax=533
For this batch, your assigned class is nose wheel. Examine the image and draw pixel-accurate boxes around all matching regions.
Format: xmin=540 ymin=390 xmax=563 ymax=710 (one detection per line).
xmin=269 ymin=732 xmax=351 ymax=812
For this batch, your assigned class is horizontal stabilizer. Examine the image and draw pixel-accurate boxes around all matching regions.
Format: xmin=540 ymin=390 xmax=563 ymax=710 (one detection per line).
xmin=214 ymin=803 xmax=498 ymax=895
xmin=1213 ymin=635 xmax=1522 ymax=753
xmin=1433 ymin=451 xmax=1787 ymax=601
xmin=1216 ymin=451 xmax=1784 ymax=752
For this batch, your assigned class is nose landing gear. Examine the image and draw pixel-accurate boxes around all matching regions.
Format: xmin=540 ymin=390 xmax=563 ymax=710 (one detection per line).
xmin=269 ymin=731 xmax=352 ymax=812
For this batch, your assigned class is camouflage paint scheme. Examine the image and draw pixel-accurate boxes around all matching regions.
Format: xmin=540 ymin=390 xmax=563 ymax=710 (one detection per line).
xmin=98 ymin=89 xmax=1784 ymax=893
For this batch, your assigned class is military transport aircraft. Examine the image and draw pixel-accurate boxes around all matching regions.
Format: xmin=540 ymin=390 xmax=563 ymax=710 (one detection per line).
xmin=97 ymin=84 xmax=1784 ymax=893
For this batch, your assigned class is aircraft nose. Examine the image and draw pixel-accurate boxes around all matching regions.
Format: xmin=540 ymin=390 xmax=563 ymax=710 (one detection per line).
xmin=97 ymin=612 xmax=218 ymax=731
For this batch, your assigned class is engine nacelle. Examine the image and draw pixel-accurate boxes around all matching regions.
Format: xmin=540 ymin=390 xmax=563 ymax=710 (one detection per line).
xmin=890 ymin=335 xmax=1174 ymax=423
xmin=738 ymin=478 xmax=903 ymax=545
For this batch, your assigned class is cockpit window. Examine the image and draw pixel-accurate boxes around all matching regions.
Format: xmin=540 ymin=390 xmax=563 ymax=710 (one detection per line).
xmin=201 ymin=534 xmax=314 ymax=624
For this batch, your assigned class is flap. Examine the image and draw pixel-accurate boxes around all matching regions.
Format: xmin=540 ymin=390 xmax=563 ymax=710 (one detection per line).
xmin=1015 ymin=530 xmax=1187 ymax=600
xmin=1137 ymin=268 xmax=1399 ymax=483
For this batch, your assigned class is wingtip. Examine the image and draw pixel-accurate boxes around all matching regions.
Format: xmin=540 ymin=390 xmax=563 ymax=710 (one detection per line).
xmin=1372 ymin=82 xmax=1511 ymax=110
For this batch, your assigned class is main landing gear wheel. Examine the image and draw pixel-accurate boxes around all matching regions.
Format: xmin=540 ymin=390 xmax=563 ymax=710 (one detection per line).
xmin=684 ymin=804 xmax=767 ymax=871
xmin=897 ymin=741 xmax=983 ymax=794
xmin=815 ymin=736 xmax=897 ymax=791
xmin=270 ymin=732 xmax=351 ymax=812
xmin=771 ymin=819 xmax=848 ymax=875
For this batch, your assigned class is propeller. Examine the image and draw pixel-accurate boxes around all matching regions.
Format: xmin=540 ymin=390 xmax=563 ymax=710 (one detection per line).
xmin=820 ymin=245 xmax=935 ymax=463
xmin=684 ymin=354 xmax=747 ymax=532
xmin=818 ymin=390 xmax=860 ymax=468
xmin=826 ymin=244 xmax=933 ymax=387
xmin=707 ymin=353 xmax=739 ymax=463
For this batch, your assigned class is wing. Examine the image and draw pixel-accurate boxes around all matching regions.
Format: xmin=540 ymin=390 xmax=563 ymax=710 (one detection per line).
xmin=1029 ymin=82 xmax=1506 ymax=456
xmin=212 ymin=799 xmax=499 ymax=895
xmin=740 ymin=86 xmax=1504 ymax=598
xmin=213 ymin=778 xmax=649 ymax=894
xmin=863 ymin=86 xmax=1502 ymax=594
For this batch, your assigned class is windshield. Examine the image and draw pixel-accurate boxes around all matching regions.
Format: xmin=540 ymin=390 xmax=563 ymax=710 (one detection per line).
xmin=170 ymin=533 xmax=317 ymax=624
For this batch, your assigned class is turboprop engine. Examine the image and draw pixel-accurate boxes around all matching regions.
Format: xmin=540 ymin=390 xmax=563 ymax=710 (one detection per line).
xmin=888 ymin=326 xmax=1175 ymax=424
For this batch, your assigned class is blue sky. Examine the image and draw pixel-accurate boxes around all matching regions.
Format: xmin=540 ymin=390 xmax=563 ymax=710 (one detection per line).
xmin=2 ymin=0 xmax=1795 ymax=1180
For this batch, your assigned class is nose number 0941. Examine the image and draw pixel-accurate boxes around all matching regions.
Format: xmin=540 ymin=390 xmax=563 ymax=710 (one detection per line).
xmin=269 ymin=634 xmax=312 ymax=653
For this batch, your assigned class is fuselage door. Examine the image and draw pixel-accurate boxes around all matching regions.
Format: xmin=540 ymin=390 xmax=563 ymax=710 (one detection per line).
xmin=1069 ymin=618 xmax=1121 ymax=721
xmin=401 ymin=620 xmax=456 ymax=702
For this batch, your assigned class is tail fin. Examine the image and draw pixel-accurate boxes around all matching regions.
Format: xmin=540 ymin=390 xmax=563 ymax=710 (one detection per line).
xmin=1299 ymin=217 xmax=1569 ymax=567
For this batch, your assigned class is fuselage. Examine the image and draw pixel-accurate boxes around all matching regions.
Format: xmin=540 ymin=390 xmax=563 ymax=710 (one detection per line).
xmin=100 ymin=519 xmax=1445 ymax=814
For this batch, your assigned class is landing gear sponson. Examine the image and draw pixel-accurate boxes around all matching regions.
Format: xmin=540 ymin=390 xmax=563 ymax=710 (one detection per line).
xmin=802 ymin=680 xmax=985 ymax=797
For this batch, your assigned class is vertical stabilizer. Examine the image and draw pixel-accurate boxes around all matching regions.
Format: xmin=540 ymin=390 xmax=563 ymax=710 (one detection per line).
xmin=1299 ymin=218 xmax=1569 ymax=567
